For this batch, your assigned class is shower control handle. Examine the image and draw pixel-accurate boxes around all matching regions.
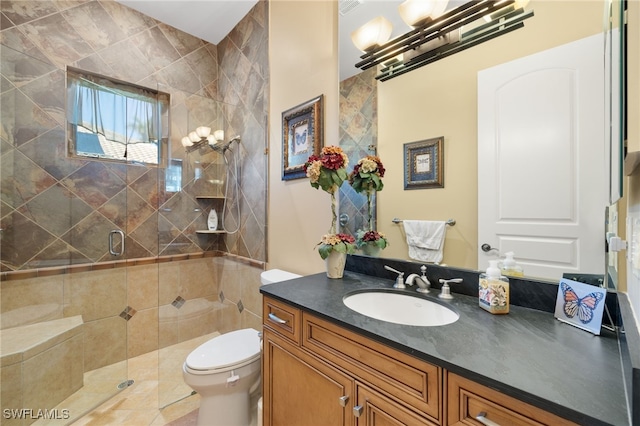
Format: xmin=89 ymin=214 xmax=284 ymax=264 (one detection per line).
xmin=109 ymin=229 xmax=125 ymax=256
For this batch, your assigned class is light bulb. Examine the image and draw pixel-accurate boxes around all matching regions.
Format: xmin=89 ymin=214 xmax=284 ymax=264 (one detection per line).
xmin=207 ymin=135 xmax=217 ymax=146
xmin=351 ymin=16 xmax=393 ymax=52
xmin=196 ymin=126 xmax=211 ymax=138
xmin=214 ymin=130 xmax=225 ymax=141
xmin=181 ymin=136 xmax=193 ymax=147
xmin=188 ymin=131 xmax=200 ymax=143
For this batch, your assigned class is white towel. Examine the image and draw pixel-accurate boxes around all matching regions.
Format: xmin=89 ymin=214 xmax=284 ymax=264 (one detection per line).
xmin=403 ymin=220 xmax=446 ymax=263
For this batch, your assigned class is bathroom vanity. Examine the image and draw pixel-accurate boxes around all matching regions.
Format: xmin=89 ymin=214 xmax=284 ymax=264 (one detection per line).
xmin=260 ymin=270 xmax=629 ymax=426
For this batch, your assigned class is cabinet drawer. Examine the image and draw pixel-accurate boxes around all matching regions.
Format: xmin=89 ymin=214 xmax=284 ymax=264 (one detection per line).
xmin=303 ymin=312 xmax=442 ymax=424
xmin=263 ymin=296 xmax=301 ymax=345
xmin=447 ymin=373 xmax=577 ymax=426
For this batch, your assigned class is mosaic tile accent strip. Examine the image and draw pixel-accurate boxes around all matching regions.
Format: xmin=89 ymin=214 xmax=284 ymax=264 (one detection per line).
xmin=119 ymin=306 xmax=137 ymax=321
xmin=237 ymin=299 xmax=244 ymax=313
xmin=219 ymin=291 xmax=225 ymax=302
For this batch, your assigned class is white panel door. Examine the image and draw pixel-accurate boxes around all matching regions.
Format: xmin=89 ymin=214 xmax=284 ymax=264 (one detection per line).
xmin=478 ymin=34 xmax=607 ymax=280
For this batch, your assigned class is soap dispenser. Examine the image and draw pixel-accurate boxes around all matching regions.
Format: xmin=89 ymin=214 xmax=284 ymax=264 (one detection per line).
xmin=501 ymin=252 xmax=524 ymax=277
xmin=479 ymin=260 xmax=510 ymax=314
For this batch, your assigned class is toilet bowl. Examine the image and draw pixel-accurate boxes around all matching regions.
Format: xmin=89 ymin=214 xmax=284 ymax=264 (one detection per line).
xmin=182 ymin=268 xmax=301 ymax=426
xmin=183 ymin=328 xmax=261 ymax=426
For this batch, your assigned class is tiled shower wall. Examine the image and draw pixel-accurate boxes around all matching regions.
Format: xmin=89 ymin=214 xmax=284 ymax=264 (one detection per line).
xmin=1 ymin=0 xmax=268 ymax=271
xmin=0 ymin=0 xmax=268 ymax=382
xmin=339 ymin=67 xmax=378 ymax=237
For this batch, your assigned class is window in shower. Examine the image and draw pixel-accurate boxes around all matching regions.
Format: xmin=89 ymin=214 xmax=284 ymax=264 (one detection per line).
xmin=66 ymin=67 xmax=170 ymax=166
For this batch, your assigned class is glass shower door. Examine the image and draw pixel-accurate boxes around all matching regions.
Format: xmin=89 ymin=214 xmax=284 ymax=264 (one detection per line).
xmin=0 ymin=44 xmax=132 ymax=423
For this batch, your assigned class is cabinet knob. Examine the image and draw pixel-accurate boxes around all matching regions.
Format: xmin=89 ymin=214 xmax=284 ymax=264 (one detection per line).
xmin=476 ymin=412 xmax=501 ymax=426
xmin=353 ymin=405 xmax=363 ymax=417
xmin=338 ymin=395 xmax=349 ymax=407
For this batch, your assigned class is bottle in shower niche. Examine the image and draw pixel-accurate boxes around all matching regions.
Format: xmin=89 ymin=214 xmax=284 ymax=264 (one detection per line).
xmin=207 ymin=209 xmax=218 ymax=231
xmin=479 ymin=260 xmax=510 ymax=314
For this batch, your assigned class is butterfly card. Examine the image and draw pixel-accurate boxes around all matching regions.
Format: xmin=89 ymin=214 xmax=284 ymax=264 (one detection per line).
xmin=554 ymin=278 xmax=606 ymax=335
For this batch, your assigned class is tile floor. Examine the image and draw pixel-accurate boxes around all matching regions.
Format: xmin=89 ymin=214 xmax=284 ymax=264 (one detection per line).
xmin=33 ymin=333 xmax=218 ymax=426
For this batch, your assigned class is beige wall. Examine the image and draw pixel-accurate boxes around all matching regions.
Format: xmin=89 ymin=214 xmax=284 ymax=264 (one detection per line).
xmin=626 ymin=0 xmax=640 ymax=329
xmin=267 ymin=0 xmax=340 ymax=275
xmin=374 ymin=1 xmax=605 ymax=269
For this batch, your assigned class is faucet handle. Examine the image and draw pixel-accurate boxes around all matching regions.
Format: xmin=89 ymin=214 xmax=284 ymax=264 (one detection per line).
xmin=438 ymin=278 xmax=462 ymax=300
xmin=384 ymin=265 xmax=405 ymax=289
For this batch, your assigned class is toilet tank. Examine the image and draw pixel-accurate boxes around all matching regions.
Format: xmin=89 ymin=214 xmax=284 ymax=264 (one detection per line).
xmin=260 ymin=269 xmax=301 ymax=285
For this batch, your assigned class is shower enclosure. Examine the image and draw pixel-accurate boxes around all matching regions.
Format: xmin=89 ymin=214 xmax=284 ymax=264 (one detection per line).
xmin=1 ymin=42 xmax=238 ymax=424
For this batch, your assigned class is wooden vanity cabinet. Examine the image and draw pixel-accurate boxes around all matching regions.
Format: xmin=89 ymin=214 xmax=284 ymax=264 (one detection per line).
xmin=262 ymin=296 xmax=441 ymax=426
xmin=446 ymin=373 xmax=577 ymax=426
xmin=263 ymin=296 xmax=578 ymax=426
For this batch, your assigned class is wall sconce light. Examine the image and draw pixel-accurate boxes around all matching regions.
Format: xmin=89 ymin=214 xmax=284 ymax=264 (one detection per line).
xmin=354 ymin=0 xmax=534 ymax=81
xmin=351 ymin=16 xmax=394 ymax=52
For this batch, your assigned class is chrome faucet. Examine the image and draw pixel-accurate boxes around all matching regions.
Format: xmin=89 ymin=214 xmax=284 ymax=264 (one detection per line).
xmin=384 ymin=265 xmax=405 ymax=289
xmin=405 ymin=265 xmax=431 ymax=293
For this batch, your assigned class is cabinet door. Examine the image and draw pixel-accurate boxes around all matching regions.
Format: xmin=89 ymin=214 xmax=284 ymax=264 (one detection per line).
xmin=355 ymin=384 xmax=438 ymax=426
xmin=263 ymin=330 xmax=354 ymax=426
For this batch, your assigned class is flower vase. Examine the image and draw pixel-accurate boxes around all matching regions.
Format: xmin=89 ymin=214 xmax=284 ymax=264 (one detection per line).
xmin=361 ymin=243 xmax=381 ymax=257
xmin=325 ymin=251 xmax=347 ymax=279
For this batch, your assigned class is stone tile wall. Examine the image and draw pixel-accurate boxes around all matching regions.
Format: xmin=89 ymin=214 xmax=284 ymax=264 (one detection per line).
xmin=339 ymin=68 xmax=379 ymax=237
xmin=0 ymin=0 xmax=268 ymax=271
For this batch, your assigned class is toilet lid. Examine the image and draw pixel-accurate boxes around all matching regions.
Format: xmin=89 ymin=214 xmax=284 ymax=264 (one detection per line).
xmin=185 ymin=328 xmax=261 ymax=371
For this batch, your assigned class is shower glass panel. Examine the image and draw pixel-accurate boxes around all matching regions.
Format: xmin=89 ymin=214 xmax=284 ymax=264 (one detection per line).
xmin=158 ymin=90 xmax=232 ymax=408
xmin=0 ymin=45 xmax=144 ymax=423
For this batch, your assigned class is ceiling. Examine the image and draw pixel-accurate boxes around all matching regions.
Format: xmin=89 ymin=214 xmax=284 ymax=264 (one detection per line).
xmin=116 ymin=0 xmax=459 ymax=82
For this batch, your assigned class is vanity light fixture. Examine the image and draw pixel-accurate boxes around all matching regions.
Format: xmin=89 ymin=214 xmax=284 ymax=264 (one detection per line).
xmin=182 ymin=128 xmax=225 ymax=153
xmin=354 ymin=0 xmax=534 ymax=81
xmin=351 ymin=15 xmax=394 ymax=52
xmin=398 ymin=0 xmax=449 ymax=28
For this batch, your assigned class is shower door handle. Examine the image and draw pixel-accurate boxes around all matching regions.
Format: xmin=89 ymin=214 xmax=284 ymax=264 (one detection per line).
xmin=109 ymin=230 xmax=125 ymax=256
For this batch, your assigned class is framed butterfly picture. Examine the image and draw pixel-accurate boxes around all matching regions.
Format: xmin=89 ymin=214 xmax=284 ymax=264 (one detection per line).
xmin=554 ymin=278 xmax=607 ymax=335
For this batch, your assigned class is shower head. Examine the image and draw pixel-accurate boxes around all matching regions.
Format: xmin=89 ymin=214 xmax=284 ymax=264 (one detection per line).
xmin=209 ymin=135 xmax=241 ymax=153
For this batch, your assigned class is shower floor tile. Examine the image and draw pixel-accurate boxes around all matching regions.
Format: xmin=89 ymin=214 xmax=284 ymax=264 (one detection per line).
xmin=32 ymin=333 xmax=218 ymax=425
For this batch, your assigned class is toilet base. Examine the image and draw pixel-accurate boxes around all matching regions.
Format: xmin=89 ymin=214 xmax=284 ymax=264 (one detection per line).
xmin=197 ymin=390 xmax=250 ymax=426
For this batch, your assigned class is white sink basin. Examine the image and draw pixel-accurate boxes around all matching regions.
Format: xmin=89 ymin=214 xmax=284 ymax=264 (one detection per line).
xmin=343 ymin=291 xmax=459 ymax=327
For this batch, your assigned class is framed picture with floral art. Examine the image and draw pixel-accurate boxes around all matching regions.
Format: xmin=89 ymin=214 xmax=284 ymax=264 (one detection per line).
xmin=403 ymin=137 xmax=444 ymax=189
xmin=282 ymin=95 xmax=323 ymax=180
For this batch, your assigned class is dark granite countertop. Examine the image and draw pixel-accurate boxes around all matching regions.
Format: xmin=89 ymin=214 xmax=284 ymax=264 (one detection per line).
xmin=260 ymin=271 xmax=629 ymax=426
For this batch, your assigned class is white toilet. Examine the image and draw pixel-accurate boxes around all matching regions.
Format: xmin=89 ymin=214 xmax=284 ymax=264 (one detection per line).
xmin=182 ymin=269 xmax=301 ymax=426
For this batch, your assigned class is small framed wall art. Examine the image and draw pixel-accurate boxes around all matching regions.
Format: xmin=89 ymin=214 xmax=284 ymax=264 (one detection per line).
xmin=282 ymin=95 xmax=323 ymax=180
xmin=403 ymin=137 xmax=444 ymax=189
